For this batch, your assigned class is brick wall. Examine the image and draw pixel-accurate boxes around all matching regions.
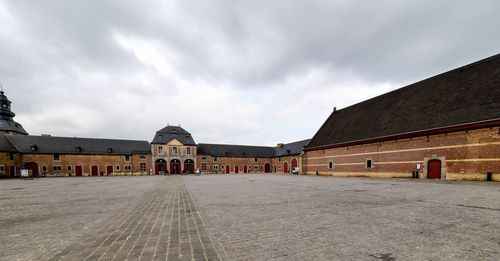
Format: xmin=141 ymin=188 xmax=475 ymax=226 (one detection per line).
xmin=0 ymin=152 xmax=23 ymax=177
xmin=19 ymin=153 xmax=152 ymax=176
xmin=303 ymin=127 xmax=500 ymax=181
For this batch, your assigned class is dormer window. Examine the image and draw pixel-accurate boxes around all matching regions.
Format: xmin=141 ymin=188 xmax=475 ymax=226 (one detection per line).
xmin=107 ymin=148 xmax=113 ymax=153
xmin=31 ymin=144 xmax=38 ymax=151
xmin=124 ymin=155 xmax=131 ymax=161
xmin=76 ymin=146 xmax=82 ymax=152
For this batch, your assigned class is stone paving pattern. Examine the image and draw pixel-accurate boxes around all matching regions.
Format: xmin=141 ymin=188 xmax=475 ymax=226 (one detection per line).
xmin=1 ymin=174 xmax=499 ymax=260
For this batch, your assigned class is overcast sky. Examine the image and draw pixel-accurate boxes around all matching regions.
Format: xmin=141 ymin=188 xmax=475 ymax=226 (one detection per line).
xmin=0 ymin=1 xmax=499 ymax=146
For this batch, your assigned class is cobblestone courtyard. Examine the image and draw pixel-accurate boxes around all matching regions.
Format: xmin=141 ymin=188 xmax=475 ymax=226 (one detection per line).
xmin=1 ymin=175 xmax=499 ymax=260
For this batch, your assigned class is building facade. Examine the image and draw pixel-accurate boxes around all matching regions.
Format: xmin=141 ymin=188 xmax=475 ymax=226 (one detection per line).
xmin=303 ymin=54 xmax=500 ymax=181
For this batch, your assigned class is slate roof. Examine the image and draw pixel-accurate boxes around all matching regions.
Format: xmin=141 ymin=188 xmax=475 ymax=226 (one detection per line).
xmin=6 ymin=135 xmax=151 ymax=155
xmin=306 ymin=54 xmax=500 ymax=149
xmin=197 ymin=143 xmax=275 ymax=157
xmin=0 ymin=91 xmax=28 ymax=135
xmin=0 ymin=134 xmax=18 ymax=152
xmin=274 ymin=139 xmax=311 ymax=157
xmin=197 ymin=139 xmax=310 ymax=158
xmin=151 ymin=126 xmax=196 ymax=145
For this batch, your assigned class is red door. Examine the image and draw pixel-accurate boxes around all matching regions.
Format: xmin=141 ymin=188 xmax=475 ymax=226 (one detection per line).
xmin=291 ymin=159 xmax=298 ymax=171
xmin=225 ymin=165 xmax=230 ymax=173
xmin=10 ymin=166 xmax=15 ymax=178
xmin=243 ymin=165 xmax=247 ymax=173
xmin=91 ymin=166 xmax=98 ymax=176
xmin=235 ymin=166 xmax=239 ymax=173
xmin=106 ymin=166 xmax=113 ymax=175
xmin=170 ymin=161 xmax=181 ymax=174
xmin=25 ymin=162 xmax=39 ymax=177
xmin=75 ymin=166 xmax=83 ymax=176
xmin=427 ymin=160 xmax=442 ymax=179
xmin=264 ymin=163 xmax=271 ymax=173
xmin=283 ymin=162 xmax=289 ymax=173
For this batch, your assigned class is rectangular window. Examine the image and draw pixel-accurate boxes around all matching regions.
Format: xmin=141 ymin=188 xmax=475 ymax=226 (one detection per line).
xmin=67 ymin=165 xmax=72 ymax=171
xmin=213 ymin=165 xmax=218 ymax=170
xmin=124 ymin=155 xmax=131 ymax=161
xmin=173 ymin=147 xmax=178 ymax=155
xmin=201 ymin=163 xmax=207 ymax=171
xmin=158 ymin=146 xmax=163 ymax=155
xmin=42 ymin=166 xmax=47 ymax=172
xmin=187 ymin=147 xmax=191 ymax=155
xmin=213 ymin=157 xmax=218 ymax=162
xmin=140 ymin=163 xmax=146 ymax=172
xmin=9 ymin=152 xmax=14 ymax=161
xmin=0 ymin=165 xmax=4 ymax=174
xmin=254 ymin=158 xmax=258 ymax=162
xmin=328 ymin=161 xmax=334 ymax=169
xmin=52 ymin=165 xmax=62 ymax=171
xmin=125 ymin=165 xmax=132 ymax=171
xmin=115 ymin=165 xmax=120 ymax=171
xmin=366 ymin=159 xmax=373 ymax=169
xmin=53 ymin=154 xmax=60 ymax=161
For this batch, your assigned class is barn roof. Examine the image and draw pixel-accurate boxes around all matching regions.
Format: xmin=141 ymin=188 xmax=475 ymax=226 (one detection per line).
xmin=274 ymin=139 xmax=311 ymax=157
xmin=306 ymin=53 xmax=500 ymax=150
xmin=197 ymin=143 xmax=275 ymax=157
xmin=6 ymin=135 xmax=151 ymax=155
xmin=151 ymin=125 xmax=196 ymax=145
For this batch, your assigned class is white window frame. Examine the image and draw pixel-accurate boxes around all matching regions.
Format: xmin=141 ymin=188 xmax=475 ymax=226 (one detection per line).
xmin=187 ymin=147 xmax=191 ymax=155
xmin=158 ymin=146 xmax=163 ymax=155
xmin=125 ymin=165 xmax=132 ymax=171
xmin=173 ymin=146 xmax=178 ymax=155
xmin=140 ymin=163 xmax=146 ymax=172
xmin=365 ymin=159 xmax=374 ymax=169
xmin=328 ymin=161 xmax=334 ymax=169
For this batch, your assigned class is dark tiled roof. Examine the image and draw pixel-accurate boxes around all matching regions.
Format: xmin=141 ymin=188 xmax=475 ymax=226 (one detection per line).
xmin=0 ymin=91 xmax=28 ymax=135
xmin=197 ymin=143 xmax=275 ymax=157
xmin=0 ymin=134 xmax=18 ymax=152
xmin=307 ymin=54 xmax=500 ymax=149
xmin=274 ymin=139 xmax=311 ymax=157
xmin=6 ymin=135 xmax=151 ymax=155
xmin=151 ymin=125 xmax=196 ymax=145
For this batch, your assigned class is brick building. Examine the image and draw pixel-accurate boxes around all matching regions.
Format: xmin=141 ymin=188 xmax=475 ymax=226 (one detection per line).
xmin=303 ymin=54 xmax=500 ymax=181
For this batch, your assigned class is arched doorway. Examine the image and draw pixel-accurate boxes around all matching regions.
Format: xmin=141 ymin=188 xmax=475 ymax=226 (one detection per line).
xmin=264 ymin=163 xmax=271 ymax=173
xmin=184 ymin=159 xmax=194 ymax=174
xmin=283 ymin=162 xmax=289 ymax=173
xmin=427 ymin=159 xmax=442 ymax=179
xmin=170 ymin=159 xmax=181 ymax=174
xmin=24 ymin=162 xmax=39 ymax=177
xmin=291 ymin=158 xmax=298 ymax=171
xmin=155 ymin=159 xmax=167 ymax=175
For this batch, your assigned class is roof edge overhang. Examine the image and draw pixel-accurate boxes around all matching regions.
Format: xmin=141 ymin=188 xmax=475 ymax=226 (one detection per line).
xmin=304 ymin=118 xmax=500 ymax=152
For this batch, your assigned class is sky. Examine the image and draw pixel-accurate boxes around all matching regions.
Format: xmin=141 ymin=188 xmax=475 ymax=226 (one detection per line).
xmin=0 ymin=1 xmax=499 ymax=146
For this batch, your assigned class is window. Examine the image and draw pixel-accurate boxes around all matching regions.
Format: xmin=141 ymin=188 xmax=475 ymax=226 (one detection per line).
xmin=9 ymin=152 xmax=14 ymax=161
xmin=213 ymin=157 xmax=218 ymax=162
xmin=213 ymin=165 xmax=218 ymax=170
xmin=328 ymin=161 xmax=334 ymax=169
xmin=366 ymin=159 xmax=373 ymax=169
xmin=254 ymin=158 xmax=258 ymax=162
xmin=221 ymin=165 xmax=225 ymax=169
xmin=139 ymin=155 xmax=146 ymax=160
xmin=125 ymin=165 xmax=132 ymax=171
xmin=187 ymin=147 xmax=191 ymax=155
xmin=158 ymin=146 xmax=163 ymax=155
xmin=254 ymin=165 xmax=258 ymax=169
xmin=0 ymin=165 xmax=4 ymax=174
xmin=67 ymin=166 xmax=72 ymax=171
xmin=124 ymin=155 xmax=131 ymax=161
xmin=53 ymin=154 xmax=60 ymax=161
xmin=201 ymin=156 xmax=207 ymax=160
xmin=52 ymin=166 xmax=62 ymax=171
xmin=201 ymin=163 xmax=207 ymax=171
xmin=42 ymin=166 xmax=47 ymax=172
xmin=115 ymin=165 xmax=120 ymax=171
xmin=173 ymin=147 xmax=178 ymax=155
xmin=140 ymin=163 xmax=146 ymax=172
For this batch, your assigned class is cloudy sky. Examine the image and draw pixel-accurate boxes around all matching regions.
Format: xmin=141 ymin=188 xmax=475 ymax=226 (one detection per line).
xmin=0 ymin=1 xmax=499 ymax=145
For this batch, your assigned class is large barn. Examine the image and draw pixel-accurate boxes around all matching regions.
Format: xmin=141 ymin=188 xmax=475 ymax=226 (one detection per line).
xmin=303 ymin=54 xmax=500 ymax=181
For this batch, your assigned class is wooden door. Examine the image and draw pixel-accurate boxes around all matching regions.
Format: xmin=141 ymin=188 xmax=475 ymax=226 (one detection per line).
xmin=283 ymin=162 xmax=289 ymax=173
xmin=225 ymin=165 xmax=230 ymax=173
xmin=235 ymin=165 xmax=239 ymax=173
xmin=243 ymin=165 xmax=247 ymax=173
xmin=291 ymin=159 xmax=298 ymax=170
xmin=10 ymin=166 xmax=15 ymax=177
xmin=106 ymin=166 xmax=113 ymax=175
xmin=25 ymin=162 xmax=39 ymax=177
xmin=91 ymin=166 xmax=98 ymax=176
xmin=75 ymin=166 xmax=83 ymax=176
xmin=264 ymin=163 xmax=271 ymax=173
xmin=427 ymin=160 xmax=441 ymax=179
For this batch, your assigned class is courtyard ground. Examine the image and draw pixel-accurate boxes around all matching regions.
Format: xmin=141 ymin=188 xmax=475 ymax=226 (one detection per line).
xmin=0 ymin=174 xmax=499 ymax=260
